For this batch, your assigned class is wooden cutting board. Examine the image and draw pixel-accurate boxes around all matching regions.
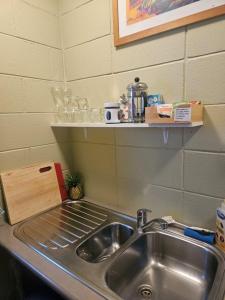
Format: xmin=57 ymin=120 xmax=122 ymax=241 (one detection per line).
xmin=1 ymin=162 xmax=62 ymax=225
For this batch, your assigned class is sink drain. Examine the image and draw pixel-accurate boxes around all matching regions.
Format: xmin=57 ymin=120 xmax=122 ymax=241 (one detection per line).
xmin=137 ymin=284 xmax=153 ymax=299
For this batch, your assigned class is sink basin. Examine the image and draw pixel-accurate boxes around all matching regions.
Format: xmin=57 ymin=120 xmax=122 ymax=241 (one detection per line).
xmin=106 ymin=231 xmax=224 ymax=300
xmin=77 ymin=223 xmax=133 ymax=263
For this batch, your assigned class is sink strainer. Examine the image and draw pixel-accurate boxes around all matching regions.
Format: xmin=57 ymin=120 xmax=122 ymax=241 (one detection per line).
xmin=137 ymin=284 xmax=153 ymax=299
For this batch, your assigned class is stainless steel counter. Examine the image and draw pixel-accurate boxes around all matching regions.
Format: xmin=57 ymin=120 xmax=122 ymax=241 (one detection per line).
xmin=13 ymin=200 xmax=136 ymax=300
xmin=0 ymin=200 xmax=126 ymax=300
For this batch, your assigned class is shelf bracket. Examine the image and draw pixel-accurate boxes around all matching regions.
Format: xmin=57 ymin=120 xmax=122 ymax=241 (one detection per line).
xmin=83 ymin=128 xmax=88 ymax=140
xmin=162 ymin=128 xmax=169 ymax=145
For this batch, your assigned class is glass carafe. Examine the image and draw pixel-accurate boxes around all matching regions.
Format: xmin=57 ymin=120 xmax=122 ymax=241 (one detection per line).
xmin=127 ymin=77 xmax=148 ymax=123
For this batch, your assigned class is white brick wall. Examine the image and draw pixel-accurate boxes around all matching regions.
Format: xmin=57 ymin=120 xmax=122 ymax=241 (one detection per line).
xmin=60 ymin=0 xmax=225 ymax=230
xmin=0 ymin=0 xmax=70 ymax=181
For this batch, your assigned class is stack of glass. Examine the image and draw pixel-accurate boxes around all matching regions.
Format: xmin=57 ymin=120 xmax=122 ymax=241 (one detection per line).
xmin=51 ymin=87 xmax=103 ymax=123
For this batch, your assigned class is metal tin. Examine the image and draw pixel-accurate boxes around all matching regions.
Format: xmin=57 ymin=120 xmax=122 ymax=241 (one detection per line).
xmin=104 ymin=102 xmax=120 ymax=124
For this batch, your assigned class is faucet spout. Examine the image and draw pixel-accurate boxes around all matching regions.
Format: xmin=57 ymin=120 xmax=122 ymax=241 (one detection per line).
xmin=142 ymin=218 xmax=169 ymax=232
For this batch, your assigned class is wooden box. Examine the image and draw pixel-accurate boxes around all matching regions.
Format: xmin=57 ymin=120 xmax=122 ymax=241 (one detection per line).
xmin=145 ymin=103 xmax=203 ymax=124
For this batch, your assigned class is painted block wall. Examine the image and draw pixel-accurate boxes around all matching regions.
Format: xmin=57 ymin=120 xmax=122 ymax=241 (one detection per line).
xmin=0 ymin=0 xmax=71 ymax=210
xmin=60 ymin=0 xmax=225 ymax=229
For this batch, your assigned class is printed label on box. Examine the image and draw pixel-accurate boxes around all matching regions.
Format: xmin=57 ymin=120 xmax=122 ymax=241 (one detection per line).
xmin=174 ymin=107 xmax=191 ymax=122
xmin=156 ymin=104 xmax=173 ymax=118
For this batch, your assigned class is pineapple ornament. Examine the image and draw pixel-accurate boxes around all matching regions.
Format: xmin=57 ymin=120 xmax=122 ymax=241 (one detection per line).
xmin=65 ymin=173 xmax=84 ymax=200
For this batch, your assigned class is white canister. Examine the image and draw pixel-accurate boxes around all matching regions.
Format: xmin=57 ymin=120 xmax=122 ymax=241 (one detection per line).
xmin=104 ymin=102 xmax=120 ymax=124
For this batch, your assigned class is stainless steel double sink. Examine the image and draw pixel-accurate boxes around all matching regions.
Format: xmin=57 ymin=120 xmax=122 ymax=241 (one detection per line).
xmin=14 ymin=200 xmax=225 ymax=300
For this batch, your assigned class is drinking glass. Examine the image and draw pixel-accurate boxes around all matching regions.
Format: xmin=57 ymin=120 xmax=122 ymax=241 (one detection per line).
xmin=51 ymin=86 xmax=64 ymax=122
xmin=71 ymin=96 xmax=81 ymax=123
xmin=89 ymin=108 xmax=103 ymax=123
xmin=62 ymin=88 xmax=73 ymax=122
xmin=78 ymin=97 xmax=89 ymax=110
xmin=77 ymin=97 xmax=89 ymax=123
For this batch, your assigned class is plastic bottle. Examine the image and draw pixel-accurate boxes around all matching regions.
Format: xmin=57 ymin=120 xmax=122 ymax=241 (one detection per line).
xmin=216 ymin=200 xmax=225 ymax=253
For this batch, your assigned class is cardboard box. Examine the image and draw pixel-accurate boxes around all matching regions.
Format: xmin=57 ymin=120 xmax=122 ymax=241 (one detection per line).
xmin=145 ymin=103 xmax=203 ymax=124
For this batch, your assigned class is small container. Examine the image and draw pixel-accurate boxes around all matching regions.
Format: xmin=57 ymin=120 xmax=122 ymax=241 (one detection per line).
xmin=104 ymin=102 xmax=120 ymax=124
xmin=120 ymin=94 xmax=130 ymax=123
xmin=216 ymin=200 xmax=225 ymax=253
xmin=147 ymin=94 xmax=164 ymax=107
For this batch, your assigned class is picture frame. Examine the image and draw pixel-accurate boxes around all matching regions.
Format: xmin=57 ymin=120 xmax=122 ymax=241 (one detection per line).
xmin=113 ymin=0 xmax=225 ymax=46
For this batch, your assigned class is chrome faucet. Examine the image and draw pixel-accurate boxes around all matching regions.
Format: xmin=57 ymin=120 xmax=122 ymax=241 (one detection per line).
xmin=137 ymin=208 xmax=152 ymax=229
xmin=137 ymin=208 xmax=168 ymax=232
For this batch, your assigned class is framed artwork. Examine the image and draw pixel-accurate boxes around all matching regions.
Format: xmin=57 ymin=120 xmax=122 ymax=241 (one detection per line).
xmin=113 ymin=0 xmax=225 ymax=46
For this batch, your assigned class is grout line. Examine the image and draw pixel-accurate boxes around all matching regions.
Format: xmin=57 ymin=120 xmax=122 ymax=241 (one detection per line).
xmin=182 ymin=189 xmax=224 ymax=200
xmin=184 ymin=149 xmax=225 ymax=155
xmin=72 ymin=140 xmax=181 ymax=150
xmin=146 ymin=183 xmax=189 ymax=194
xmin=0 ymin=147 xmax=30 ymax=154
xmin=181 ymin=141 xmax=184 ymax=192
xmin=0 ymin=31 xmax=61 ymax=50
xmin=111 ymin=59 xmax=187 ymax=76
xmin=203 ymin=103 xmax=225 ymax=107
xmin=60 ymin=0 xmax=94 ymax=16
xmin=67 ymin=72 xmax=113 ymax=82
xmin=115 ymin=143 xmax=182 ymax=151
xmin=0 ymin=141 xmax=71 ymax=154
xmin=115 ymin=180 xmax=224 ymax=201
xmin=58 ymin=6 xmax=67 ymax=86
xmin=180 ymin=27 xmax=188 ymax=195
xmin=64 ymin=34 xmax=110 ymax=50
xmin=67 ymin=73 xmax=113 ymax=83
xmin=21 ymin=0 xmax=59 ymax=17
xmin=0 ymin=72 xmax=63 ymax=82
xmin=0 ymin=112 xmax=55 ymax=115
xmin=66 ymin=58 xmax=184 ymax=82
xmin=183 ymin=27 xmax=188 ymax=100
xmin=181 ymin=127 xmax=185 ymax=193
xmin=181 ymin=189 xmax=185 ymax=221
xmin=113 ymin=129 xmax=120 ymax=209
xmin=71 ymin=140 xmax=225 ymax=155
xmin=67 ymin=130 xmax=75 ymax=173
xmin=0 ymin=145 xmax=48 ymax=154
xmin=51 ymin=140 xmax=225 ymax=155
xmin=188 ymin=49 xmax=225 ymax=60
xmin=109 ymin=0 xmax=113 ymax=36
xmin=181 ymin=189 xmax=224 ymax=201
xmin=72 ymin=140 xmax=114 ymax=147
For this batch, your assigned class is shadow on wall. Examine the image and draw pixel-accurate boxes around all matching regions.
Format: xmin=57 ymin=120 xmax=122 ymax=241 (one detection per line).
xmin=51 ymin=127 xmax=70 ymax=144
xmin=51 ymin=127 xmax=74 ymax=171
xmin=183 ymin=106 xmax=225 ymax=152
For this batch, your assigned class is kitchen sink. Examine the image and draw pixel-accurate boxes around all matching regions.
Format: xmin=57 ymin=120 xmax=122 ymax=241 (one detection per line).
xmin=105 ymin=230 xmax=225 ymax=300
xmin=77 ymin=223 xmax=134 ymax=263
xmin=13 ymin=201 xmax=225 ymax=300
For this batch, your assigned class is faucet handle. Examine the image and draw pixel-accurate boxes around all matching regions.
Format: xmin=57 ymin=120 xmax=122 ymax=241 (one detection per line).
xmin=137 ymin=208 xmax=152 ymax=215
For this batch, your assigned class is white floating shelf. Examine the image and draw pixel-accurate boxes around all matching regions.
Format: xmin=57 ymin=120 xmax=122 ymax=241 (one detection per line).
xmin=51 ymin=121 xmax=203 ymax=128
